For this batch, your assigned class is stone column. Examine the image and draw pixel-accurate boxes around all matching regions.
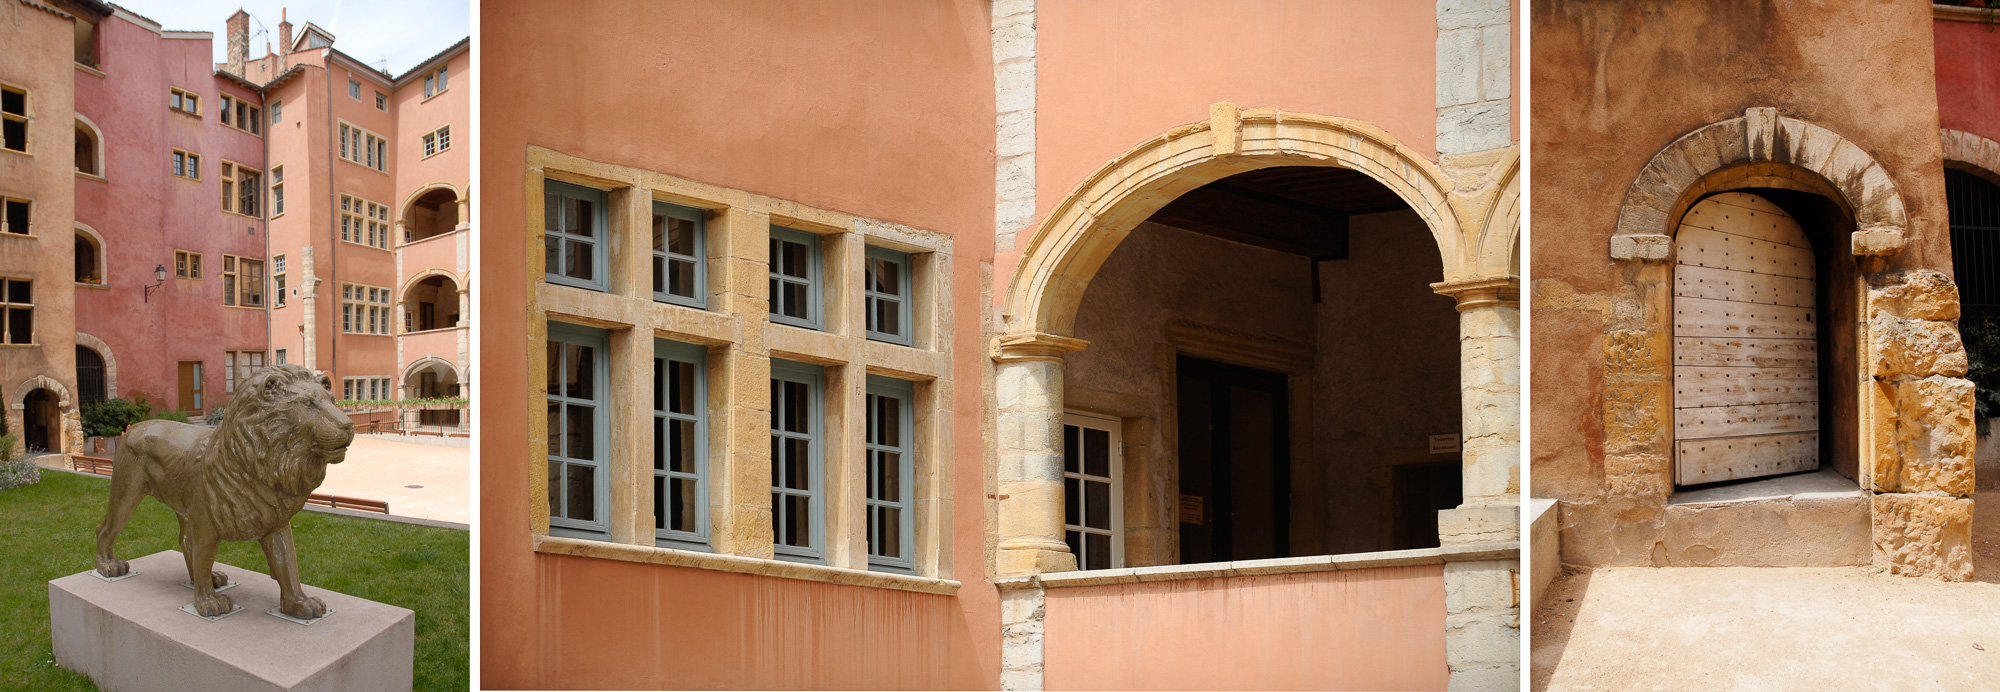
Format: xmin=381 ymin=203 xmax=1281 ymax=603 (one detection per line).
xmin=993 ymin=332 xmax=1087 ymax=576
xmin=1432 ymin=276 xmax=1520 ymax=691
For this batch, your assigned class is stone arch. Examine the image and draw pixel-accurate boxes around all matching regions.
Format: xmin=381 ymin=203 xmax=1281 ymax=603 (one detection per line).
xmin=13 ymin=375 xmax=71 ymax=408
xmin=1610 ymin=107 xmax=1911 ymax=261
xmin=1004 ymin=103 xmax=1468 ymax=338
xmin=400 ymin=181 xmax=466 ymax=243
xmin=1474 ymin=148 xmax=1520 ymax=277
xmin=74 ymin=113 xmax=104 ymax=177
xmin=1941 ymin=128 xmax=2000 ymax=187
xmin=399 ymin=267 xmax=463 ymax=298
xmin=74 ymin=221 xmax=106 ymax=284
xmin=401 ymin=355 xmax=464 ymax=384
xmin=73 ymin=331 xmax=117 ymax=400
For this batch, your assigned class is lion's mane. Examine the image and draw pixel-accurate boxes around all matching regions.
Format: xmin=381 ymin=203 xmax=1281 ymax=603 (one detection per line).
xmin=186 ymin=365 xmax=343 ymax=540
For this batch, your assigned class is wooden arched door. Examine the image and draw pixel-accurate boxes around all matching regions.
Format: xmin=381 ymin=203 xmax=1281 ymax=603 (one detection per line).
xmin=1673 ymin=191 xmax=1820 ymax=485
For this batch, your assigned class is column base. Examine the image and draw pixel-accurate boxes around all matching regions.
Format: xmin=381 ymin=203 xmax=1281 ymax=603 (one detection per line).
xmin=1439 ymin=503 xmax=1520 ymax=546
xmin=997 ymin=546 xmax=1077 ymax=576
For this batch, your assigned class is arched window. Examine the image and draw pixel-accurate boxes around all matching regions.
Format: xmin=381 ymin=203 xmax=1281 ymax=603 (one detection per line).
xmin=74 ymin=119 xmax=101 ymax=176
xmin=75 ymin=227 xmax=103 ymax=284
xmin=77 ymin=346 xmax=106 ymax=406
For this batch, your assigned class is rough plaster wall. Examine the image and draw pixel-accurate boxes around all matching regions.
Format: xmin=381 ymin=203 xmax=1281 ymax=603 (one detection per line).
xmin=1066 ymin=212 xmax=1458 ymax=560
xmin=1313 ymin=211 xmax=1461 ymax=555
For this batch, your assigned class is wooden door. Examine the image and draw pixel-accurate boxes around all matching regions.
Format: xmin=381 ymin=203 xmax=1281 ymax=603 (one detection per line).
xmin=1673 ymin=192 xmax=1820 ymax=485
xmin=177 ymin=361 xmax=204 ymax=415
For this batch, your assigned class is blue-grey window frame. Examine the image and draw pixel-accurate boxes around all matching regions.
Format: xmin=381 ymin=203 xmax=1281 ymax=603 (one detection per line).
xmin=770 ymin=358 xmax=826 ymax=563
xmin=768 ymin=226 xmax=822 ymax=330
xmin=547 ymin=322 xmax=610 ymax=540
xmin=654 ymin=338 xmax=710 ymax=550
xmin=864 ymin=246 xmax=914 ymax=346
xmin=865 ymin=375 xmax=917 ymax=573
xmin=544 ymin=179 xmax=608 ymax=292
xmin=652 ymin=201 xmax=707 ymax=309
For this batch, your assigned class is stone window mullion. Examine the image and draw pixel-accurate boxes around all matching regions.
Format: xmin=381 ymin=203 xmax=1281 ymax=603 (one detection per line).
xmin=822 ymin=363 xmax=868 ymax=570
xmin=709 ymin=207 xmax=776 ymax=558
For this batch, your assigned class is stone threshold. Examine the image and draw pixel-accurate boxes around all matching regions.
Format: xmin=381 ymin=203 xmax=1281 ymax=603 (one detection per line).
xmin=1668 ymin=467 xmax=1866 ymax=508
xmin=532 ymin=534 xmax=961 ymax=596
xmin=992 ymin=542 xmax=1519 ymax=591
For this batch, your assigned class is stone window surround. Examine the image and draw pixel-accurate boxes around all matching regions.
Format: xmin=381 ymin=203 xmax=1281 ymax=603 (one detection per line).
xmin=522 ymin=145 xmax=959 ymax=595
xmin=74 ymin=114 xmax=106 ymax=181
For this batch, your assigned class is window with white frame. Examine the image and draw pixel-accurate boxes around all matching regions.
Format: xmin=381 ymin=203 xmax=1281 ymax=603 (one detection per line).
xmin=422 ymin=125 xmax=451 ymax=157
xmin=865 ymin=246 xmax=912 ymax=345
xmin=2 ymin=197 xmax=28 ymax=235
xmin=866 ymin=376 xmax=915 ymax=572
xmin=348 ymin=78 xmax=360 ymax=99
xmin=423 ymin=65 xmax=448 ymax=97
xmin=375 ymin=91 xmax=386 ymax=111
xmin=341 ymin=376 xmax=393 ymax=402
xmin=1064 ymin=412 xmax=1123 ymax=570
xmin=174 ymin=249 xmax=201 ymax=278
xmin=168 ymin=87 xmax=198 ymax=116
xmin=548 ymin=323 xmax=608 ymax=539
xmin=544 ymin=180 xmax=606 ymax=291
xmin=341 ymin=194 xmax=391 ymax=249
xmin=337 ymin=122 xmax=387 ymax=172
xmin=1 ymin=279 xmax=31 ymax=344
xmin=770 ymin=359 xmax=824 ymax=563
xmin=171 ymin=149 xmax=200 ymax=179
xmin=654 ymin=339 xmax=708 ymax=550
xmin=2 ymin=84 xmax=27 ymax=152
xmin=273 ymin=254 xmax=287 ymax=307
xmin=270 ymin=166 xmax=285 ymax=216
xmin=768 ymin=226 xmax=821 ymax=329
xmin=275 ymin=348 xmax=286 ymax=365
xmin=270 ymin=100 xmax=281 ymax=124
xmin=341 ymin=283 xmax=391 ymax=335
xmin=652 ymin=201 xmax=704 ymax=308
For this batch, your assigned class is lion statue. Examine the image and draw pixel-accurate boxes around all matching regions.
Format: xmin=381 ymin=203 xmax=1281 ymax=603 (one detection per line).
xmin=94 ymin=364 xmax=355 ymax=619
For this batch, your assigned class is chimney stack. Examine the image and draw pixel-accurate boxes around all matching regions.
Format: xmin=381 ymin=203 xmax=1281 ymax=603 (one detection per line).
xmin=226 ymin=9 xmax=249 ymax=77
xmin=278 ymin=10 xmax=292 ymax=71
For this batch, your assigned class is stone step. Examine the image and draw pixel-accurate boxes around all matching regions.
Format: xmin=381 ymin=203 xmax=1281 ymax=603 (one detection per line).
xmin=1659 ymin=466 xmax=1870 ymax=567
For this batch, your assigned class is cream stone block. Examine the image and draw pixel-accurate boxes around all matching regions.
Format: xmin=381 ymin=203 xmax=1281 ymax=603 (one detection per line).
xmin=1443 ymin=560 xmax=1519 ymax=690
xmin=1870 ymin=375 xmax=1976 ymax=496
xmin=1869 ymin=270 xmax=1963 ymax=321
xmin=766 ymin=322 xmax=852 ymax=365
xmin=1871 ymin=493 xmax=1974 ymax=581
xmin=1869 ymin=313 xmax=1968 ymax=378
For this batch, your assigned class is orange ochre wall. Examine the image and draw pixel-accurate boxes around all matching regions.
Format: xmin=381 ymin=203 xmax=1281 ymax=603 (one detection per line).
xmin=1042 ymin=565 xmax=1448 ymax=691
xmin=478 ymin=0 xmax=997 ymax=688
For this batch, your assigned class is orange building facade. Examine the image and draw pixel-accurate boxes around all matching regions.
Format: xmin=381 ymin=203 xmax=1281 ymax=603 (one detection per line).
xmin=479 ymin=1 xmax=1521 ymax=690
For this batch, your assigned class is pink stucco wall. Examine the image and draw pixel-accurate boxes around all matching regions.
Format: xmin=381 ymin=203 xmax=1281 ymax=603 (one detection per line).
xmin=72 ymin=13 xmax=266 ymax=413
xmin=478 ymin=0 xmax=998 ymax=688
xmin=1936 ymin=17 xmax=2000 ymax=147
xmin=1041 ymin=566 xmax=1448 ymax=691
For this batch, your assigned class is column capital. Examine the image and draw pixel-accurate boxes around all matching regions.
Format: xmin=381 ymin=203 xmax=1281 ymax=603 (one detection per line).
xmin=991 ymin=331 xmax=1089 ymax=362
xmin=1431 ymin=275 xmax=1519 ymax=311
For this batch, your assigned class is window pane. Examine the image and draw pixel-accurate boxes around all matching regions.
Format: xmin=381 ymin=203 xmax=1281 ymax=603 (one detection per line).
xmin=671 ymin=419 xmax=696 ymax=474
xmin=1065 ymin=530 xmax=1082 ymax=559
xmin=669 ymin=258 xmax=695 ymax=298
xmin=783 ymin=494 xmax=810 ymax=547
xmin=651 ymin=256 xmax=665 ymax=294
xmin=784 ymin=438 xmax=810 ymax=490
xmin=564 ymin=343 xmax=594 ymax=398
xmin=7 ymin=279 xmax=29 ymax=303
xmin=652 ymin=416 xmax=665 ymax=471
xmin=668 ymin=218 xmax=695 ymax=255
xmin=670 ymin=360 xmax=694 ymax=415
xmin=652 ymin=214 xmax=667 ymax=252
xmin=880 ymin=396 xmax=901 ymax=447
xmin=1064 ymin=425 xmax=1079 ymax=474
xmin=653 ymin=476 xmax=665 ymax=530
xmin=878 ymin=506 xmax=901 ymax=559
xmin=880 ymin=452 xmax=901 ymax=505
xmin=567 ymin=198 xmax=593 ymax=237
xmin=869 ymin=257 xmax=900 ymax=295
xmin=566 ymin=240 xmax=593 ymax=281
xmin=878 ymin=300 xmax=901 ymax=337
xmin=1085 ymin=533 xmax=1110 ymax=570
xmin=565 ymin=405 xmax=595 ymax=461
xmin=566 ymin=464 xmax=595 ymax=521
xmin=781 ymin=241 xmax=808 ymax=279
xmin=1064 ymin=477 xmax=1079 ymax=527
xmin=548 ymin=461 xmax=562 ymax=517
xmin=1085 ymin=479 xmax=1110 ymax=530
xmin=1085 ymin=428 xmax=1110 ymax=477
xmin=543 ymin=237 xmax=561 ymax=276
xmin=669 ymin=478 xmax=697 ymax=532
xmin=781 ymin=282 xmax=808 ymax=319
xmin=8 ymin=307 xmax=30 ymax=344
xmin=783 ymin=381 xmax=808 ymax=433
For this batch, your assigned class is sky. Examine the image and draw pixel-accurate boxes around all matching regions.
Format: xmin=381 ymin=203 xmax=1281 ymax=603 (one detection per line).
xmin=114 ymin=0 xmax=469 ymax=77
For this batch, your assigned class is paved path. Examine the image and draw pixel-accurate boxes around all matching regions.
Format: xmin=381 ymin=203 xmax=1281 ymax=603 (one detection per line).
xmin=32 ymin=436 xmax=469 ymax=525
xmin=1534 ymin=491 xmax=2000 ymax=691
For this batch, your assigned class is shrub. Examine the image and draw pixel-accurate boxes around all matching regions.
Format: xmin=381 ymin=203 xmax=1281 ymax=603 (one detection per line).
xmin=1960 ymin=318 xmax=2000 ymax=438
xmin=0 ymin=433 xmax=35 ymax=490
xmin=145 ymin=409 xmax=193 ymax=424
xmin=204 ymin=405 xmax=226 ymax=426
xmin=82 ymin=398 xmax=152 ymax=438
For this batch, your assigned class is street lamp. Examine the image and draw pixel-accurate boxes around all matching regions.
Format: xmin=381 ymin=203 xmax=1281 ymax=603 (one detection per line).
xmin=143 ymin=264 xmax=167 ymax=303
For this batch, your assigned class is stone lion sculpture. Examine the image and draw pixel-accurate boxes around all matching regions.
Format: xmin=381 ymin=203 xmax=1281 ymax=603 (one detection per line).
xmin=94 ymin=364 xmax=355 ymax=619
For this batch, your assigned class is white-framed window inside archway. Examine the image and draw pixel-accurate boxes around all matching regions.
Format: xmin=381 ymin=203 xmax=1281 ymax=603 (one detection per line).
xmin=1064 ymin=410 xmax=1123 ymax=571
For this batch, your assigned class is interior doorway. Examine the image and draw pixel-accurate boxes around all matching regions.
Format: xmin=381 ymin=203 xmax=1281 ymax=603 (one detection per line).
xmin=1392 ymin=460 xmax=1461 ymax=550
xmin=23 ymin=388 xmax=58 ymax=453
xmin=177 ymin=361 xmax=204 ymax=415
xmin=1176 ymin=355 xmax=1290 ymax=564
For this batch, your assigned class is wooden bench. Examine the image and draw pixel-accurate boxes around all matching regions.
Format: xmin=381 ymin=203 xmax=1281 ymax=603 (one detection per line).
xmin=69 ymin=455 xmax=390 ymax=515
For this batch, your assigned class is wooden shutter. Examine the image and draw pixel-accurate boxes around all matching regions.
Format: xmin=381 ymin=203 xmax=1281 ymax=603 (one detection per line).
xmin=1673 ymin=192 xmax=1820 ymax=485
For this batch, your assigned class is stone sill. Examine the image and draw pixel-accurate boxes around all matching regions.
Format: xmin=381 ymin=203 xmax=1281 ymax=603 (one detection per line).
xmin=75 ymin=62 xmax=105 ymax=78
xmin=399 ymin=326 xmax=466 ymax=337
xmin=397 ymin=228 xmax=465 ymax=249
xmin=993 ymin=542 xmax=1520 ymax=591
xmin=1936 ymin=4 xmax=2000 ymax=22
xmin=532 ymin=534 xmax=962 ymax=596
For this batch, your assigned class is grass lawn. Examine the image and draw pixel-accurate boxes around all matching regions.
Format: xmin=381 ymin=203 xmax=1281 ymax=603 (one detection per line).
xmin=0 ymin=469 xmax=469 ymax=690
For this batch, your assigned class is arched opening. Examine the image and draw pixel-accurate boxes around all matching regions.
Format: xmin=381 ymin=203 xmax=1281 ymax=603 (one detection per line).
xmin=74 ymin=230 xmax=101 ymax=284
xmin=23 ymin=387 xmax=59 ymax=453
xmin=404 ymin=274 xmax=462 ymax=332
xmin=405 ymin=187 xmax=460 ymax=243
xmin=405 ymin=359 xmax=461 ymax=427
xmin=76 ymin=346 xmax=106 ymax=407
xmin=1670 ymin=189 xmax=1860 ymax=489
xmin=74 ymin=119 xmax=99 ymax=176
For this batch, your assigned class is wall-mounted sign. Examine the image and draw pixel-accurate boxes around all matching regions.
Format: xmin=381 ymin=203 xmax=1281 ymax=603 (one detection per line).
xmin=1429 ymin=433 xmax=1461 ymax=454
xmin=1179 ymin=493 xmax=1204 ymax=525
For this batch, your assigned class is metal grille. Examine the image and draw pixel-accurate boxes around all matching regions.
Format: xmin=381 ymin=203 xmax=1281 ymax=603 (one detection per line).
xmin=1948 ymin=169 xmax=2000 ymax=318
xmin=75 ymin=346 xmax=106 ymax=406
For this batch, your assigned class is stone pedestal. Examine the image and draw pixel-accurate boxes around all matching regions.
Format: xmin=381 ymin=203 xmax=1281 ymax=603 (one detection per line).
xmin=49 ymin=550 xmax=414 ymax=692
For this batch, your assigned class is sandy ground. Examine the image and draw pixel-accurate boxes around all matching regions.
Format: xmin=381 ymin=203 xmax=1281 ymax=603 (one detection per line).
xmin=33 ymin=435 xmax=469 ymax=525
xmin=1532 ymin=491 xmax=2000 ymax=691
